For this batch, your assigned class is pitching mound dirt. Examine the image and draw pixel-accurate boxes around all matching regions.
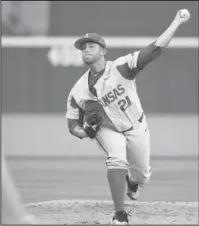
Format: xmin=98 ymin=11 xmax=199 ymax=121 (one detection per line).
xmin=25 ymin=199 xmax=198 ymax=224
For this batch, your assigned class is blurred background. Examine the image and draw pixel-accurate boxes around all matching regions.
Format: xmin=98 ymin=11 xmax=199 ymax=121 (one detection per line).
xmin=1 ymin=1 xmax=198 ymax=204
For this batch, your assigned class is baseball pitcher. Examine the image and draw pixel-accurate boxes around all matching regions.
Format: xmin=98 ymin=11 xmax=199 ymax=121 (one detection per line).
xmin=66 ymin=9 xmax=190 ymax=224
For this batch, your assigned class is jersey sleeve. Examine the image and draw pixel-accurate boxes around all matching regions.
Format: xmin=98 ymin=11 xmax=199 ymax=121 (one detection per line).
xmin=65 ymin=91 xmax=80 ymax=120
xmin=125 ymin=51 xmax=140 ymax=70
xmin=115 ymin=51 xmax=140 ymax=80
xmin=116 ymin=42 xmax=164 ymax=80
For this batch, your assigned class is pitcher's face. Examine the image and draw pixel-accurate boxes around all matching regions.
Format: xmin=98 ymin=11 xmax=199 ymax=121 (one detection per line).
xmin=81 ymin=42 xmax=106 ymax=65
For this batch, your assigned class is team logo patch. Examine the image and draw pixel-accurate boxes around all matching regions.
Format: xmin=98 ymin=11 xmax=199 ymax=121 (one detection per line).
xmin=84 ymin=33 xmax=89 ymax=38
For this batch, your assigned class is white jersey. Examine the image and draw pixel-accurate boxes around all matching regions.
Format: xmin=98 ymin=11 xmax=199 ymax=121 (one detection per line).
xmin=66 ymin=51 xmax=145 ymax=132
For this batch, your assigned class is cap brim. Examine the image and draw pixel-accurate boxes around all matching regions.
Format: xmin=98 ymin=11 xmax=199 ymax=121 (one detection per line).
xmin=74 ymin=37 xmax=106 ymax=50
xmin=74 ymin=37 xmax=95 ymax=50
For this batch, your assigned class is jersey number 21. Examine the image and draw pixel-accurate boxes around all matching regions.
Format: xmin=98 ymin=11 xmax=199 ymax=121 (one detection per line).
xmin=118 ymin=96 xmax=131 ymax=111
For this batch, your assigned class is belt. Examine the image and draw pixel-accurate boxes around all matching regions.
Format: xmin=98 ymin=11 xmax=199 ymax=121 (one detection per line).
xmin=122 ymin=112 xmax=144 ymax=133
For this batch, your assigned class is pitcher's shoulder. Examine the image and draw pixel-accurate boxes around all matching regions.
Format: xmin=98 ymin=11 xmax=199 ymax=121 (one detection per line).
xmin=72 ymin=69 xmax=90 ymax=89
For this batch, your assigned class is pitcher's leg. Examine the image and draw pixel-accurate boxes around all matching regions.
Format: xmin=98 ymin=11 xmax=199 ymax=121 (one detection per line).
xmin=96 ymin=128 xmax=128 ymax=170
xmin=125 ymin=121 xmax=151 ymax=201
xmin=96 ymin=128 xmax=127 ymax=213
xmin=126 ymin=127 xmax=151 ymax=185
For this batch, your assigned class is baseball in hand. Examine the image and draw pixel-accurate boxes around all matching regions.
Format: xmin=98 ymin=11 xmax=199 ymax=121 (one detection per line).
xmin=178 ymin=9 xmax=190 ymax=23
xmin=179 ymin=9 xmax=190 ymax=19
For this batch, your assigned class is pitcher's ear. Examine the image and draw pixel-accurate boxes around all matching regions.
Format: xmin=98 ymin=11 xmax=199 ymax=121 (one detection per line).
xmin=101 ymin=47 xmax=107 ymax=57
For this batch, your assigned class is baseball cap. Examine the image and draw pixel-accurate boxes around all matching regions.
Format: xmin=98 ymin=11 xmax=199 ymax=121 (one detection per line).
xmin=74 ymin=33 xmax=106 ymax=50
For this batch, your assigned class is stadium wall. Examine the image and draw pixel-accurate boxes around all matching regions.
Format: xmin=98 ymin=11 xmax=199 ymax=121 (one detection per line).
xmin=2 ymin=45 xmax=198 ymax=114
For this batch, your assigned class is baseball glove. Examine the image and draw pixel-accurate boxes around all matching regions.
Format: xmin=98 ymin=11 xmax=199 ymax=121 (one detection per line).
xmin=83 ymin=100 xmax=104 ymax=139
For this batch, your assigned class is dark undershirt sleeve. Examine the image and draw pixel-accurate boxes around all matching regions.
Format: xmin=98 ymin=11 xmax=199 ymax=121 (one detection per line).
xmin=137 ymin=41 xmax=165 ymax=70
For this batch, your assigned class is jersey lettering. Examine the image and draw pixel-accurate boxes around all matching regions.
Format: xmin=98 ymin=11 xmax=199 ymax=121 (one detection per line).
xmin=101 ymin=84 xmax=126 ymax=106
xmin=113 ymin=88 xmax=121 ymax=99
xmin=102 ymin=95 xmax=110 ymax=106
xmin=117 ymin=84 xmax=125 ymax=95
xmin=107 ymin=92 xmax=115 ymax=103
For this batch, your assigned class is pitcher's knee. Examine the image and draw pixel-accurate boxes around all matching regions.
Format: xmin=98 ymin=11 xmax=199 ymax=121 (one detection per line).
xmin=106 ymin=156 xmax=128 ymax=169
xmin=139 ymin=169 xmax=152 ymax=185
xmin=129 ymin=167 xmax=152 ymax=185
